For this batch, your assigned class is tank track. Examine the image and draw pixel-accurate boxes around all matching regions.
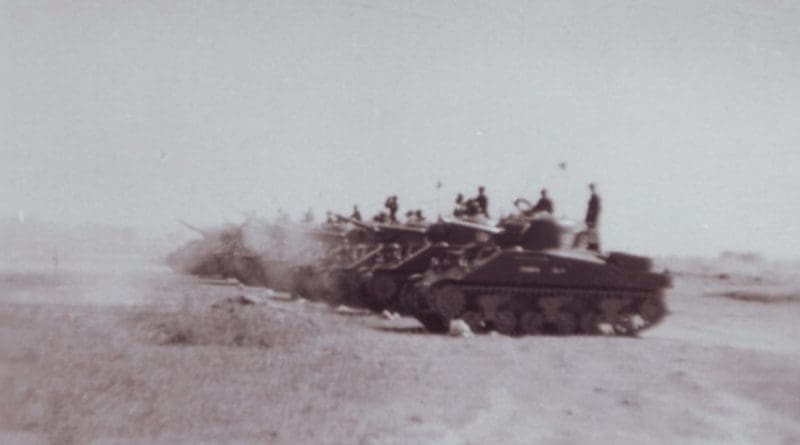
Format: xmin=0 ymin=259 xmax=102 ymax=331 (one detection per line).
xmin=405 ymin=282 xmax=668 ymax=337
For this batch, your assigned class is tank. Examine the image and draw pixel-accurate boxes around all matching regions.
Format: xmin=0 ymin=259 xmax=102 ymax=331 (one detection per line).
xmin=318 ymin=222 xmax=430 ymax=309
xmin=365 ymin=218 xmax=504 ymax=314
xmin=228 ymin=221 xmax=337 ymax=290
xmin=166 ymin=223 xmax=253 ymax=281
xmin=402 ymin=214 xmax=671 ymax=336
xmin=166 ymin=239 xmax=224 ymax=277
xmin=288 ymin=225 xmax=351 ymax=299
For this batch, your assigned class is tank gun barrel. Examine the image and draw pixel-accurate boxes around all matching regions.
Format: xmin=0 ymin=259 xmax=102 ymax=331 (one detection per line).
xmin=438 ymin=217 xmax=504 ymax=235
xmin=178 ymin=220 xmax=210 ymax=238
xmin=334 ymin=214 xmax=379 ymax=232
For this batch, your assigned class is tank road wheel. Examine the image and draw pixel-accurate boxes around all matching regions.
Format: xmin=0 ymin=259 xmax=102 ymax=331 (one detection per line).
xmin=290 ymin=268 xmax=309 ymax=298
xmin=311 ymin=273 xmax=330 ymax=301
xmin=492 ymin=311 xmax=517 ymax=336
xmin=231 ymin=257 xmax=265 ymax=287
xmin=298 ymin=269 xmax=326 ymax=301
xmin=461 ymin=311 xmax=486 ymax=333
xmin=639 ymin=296 xmax=666 ymax=325
xmin=611 ymin=314 xmax=639 ymax=337
xmin=405 ymin=284 xmax=431 ymax=315
xmin=520 ymin=311 xmax=545 ymax=335
xmin=338 ymin=271 xmax=366 ymax=308
xmin=428 ymin=286 xmax=466 ymax=320
xmin=322 ymin=271 xmax=344 ymax=305
xmin=416 ymin=313 xmax=448 ymax=334
xmin=396 ymin=283 xmax=420 ymax=315
xmin=368 ymin=275 xmax=398 ymax=310
xmin=580 ymin=312 xmax=601 ymax=335
xmin=597 ymin=298 xmax=626 ymax=335
xmin=555 ymin=312 xmax=578 ymax=335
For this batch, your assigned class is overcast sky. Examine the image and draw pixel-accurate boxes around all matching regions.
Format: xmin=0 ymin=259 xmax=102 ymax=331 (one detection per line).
xmin=2 ymin=0 xmax=799 ymax=258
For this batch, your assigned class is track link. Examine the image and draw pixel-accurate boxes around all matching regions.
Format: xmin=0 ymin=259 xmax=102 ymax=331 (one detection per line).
xmin=407 ymin=282 xmax=667 ymax=336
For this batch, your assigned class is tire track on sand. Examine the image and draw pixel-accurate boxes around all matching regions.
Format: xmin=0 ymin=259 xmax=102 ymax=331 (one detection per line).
xmin=433 ymin=338 xmax=542 ymax=445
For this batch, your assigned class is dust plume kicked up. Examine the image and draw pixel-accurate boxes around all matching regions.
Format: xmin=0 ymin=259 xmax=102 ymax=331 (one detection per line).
xmin=166 ymin=216 xmax=340 ymax=291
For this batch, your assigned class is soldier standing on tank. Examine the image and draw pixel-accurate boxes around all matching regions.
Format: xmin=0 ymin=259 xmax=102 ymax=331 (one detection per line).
xmin=585 ymin=183 xmax=601 ymax=251
xmin=384 ymin=195 xmax=399 ymax=224
xmin=532 ymin=188 xmax=554 ymax=214
xmin=303 ymin=207 xmax=315 ymax=224
xmin=351 ymin=205 xmax=362 ymax=222
xmin=474 ymin=186 xmax=489 ymax=218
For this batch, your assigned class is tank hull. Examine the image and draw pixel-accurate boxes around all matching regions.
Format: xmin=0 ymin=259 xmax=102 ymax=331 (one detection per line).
xmin=404 ymin=247 xmax=671 ymax=336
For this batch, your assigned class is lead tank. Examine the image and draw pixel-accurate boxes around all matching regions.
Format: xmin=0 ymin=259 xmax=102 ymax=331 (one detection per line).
xmin=403 ymin=215 xmax=671 ymax=336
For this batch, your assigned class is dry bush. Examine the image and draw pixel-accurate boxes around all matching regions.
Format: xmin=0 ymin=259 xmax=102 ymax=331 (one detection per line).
xmin=706 ymin=290 xmax=800 ymax=304
xmin=143 ymin=296 xmax=320 ymax=349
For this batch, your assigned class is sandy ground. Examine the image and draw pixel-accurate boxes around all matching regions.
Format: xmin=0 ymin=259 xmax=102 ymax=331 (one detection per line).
xmin=1 ymin=255 xmax=799 ymax=445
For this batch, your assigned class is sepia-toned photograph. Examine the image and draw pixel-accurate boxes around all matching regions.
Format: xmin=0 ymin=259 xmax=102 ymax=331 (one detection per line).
xmin=2 ymin=1 xmax=799 ymax=444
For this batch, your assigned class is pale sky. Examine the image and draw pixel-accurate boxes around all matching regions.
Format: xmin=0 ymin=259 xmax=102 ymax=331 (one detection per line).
xmin=2 ymin=0 xmax=799 ymax=258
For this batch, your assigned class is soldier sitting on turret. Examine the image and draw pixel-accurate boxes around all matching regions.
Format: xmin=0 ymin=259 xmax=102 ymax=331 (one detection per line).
xmin=532 ymin=189 xmax=554 ymax=214
xmin=404 ymin=209 xmax=427 ymax=226
xmin=462 ymin=198 xmax=481 ymax=217
xmin=453 ymin=193 xmax=467 ymax=217
xmin=372 ymin=212 xmax=389 ymax=223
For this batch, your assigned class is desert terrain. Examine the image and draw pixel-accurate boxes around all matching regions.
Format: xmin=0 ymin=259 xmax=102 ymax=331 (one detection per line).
xmin=5 ymin=0 xmax=800 ymax=443
xmin=1 ymin=250 xmax=799 ymax=445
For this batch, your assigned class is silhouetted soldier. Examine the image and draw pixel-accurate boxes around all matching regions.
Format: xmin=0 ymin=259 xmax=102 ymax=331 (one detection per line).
xmin=454 ymin=193 xmax=466 ymax=217
xmin=384 ymin=195 xmax=399 ymax=224
xmin=351 ymin=205 xmax=362 ymax=222
xmin=532 ymin=188 xmax=554 ymax=214
xmin=464 ymin=198 xmax=481 ymax=217
xmin=585 ymin=183 xmax=601 ymax=251
xmin=474 ymin=186 xmax=489 ymax=217
xmin=303 ymin=208 xmax=315 ymax=223
xmin=415 ymin=209 xmax=425 ymax=222
xmin=585 ymin=183 xmax=601 ymax=227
